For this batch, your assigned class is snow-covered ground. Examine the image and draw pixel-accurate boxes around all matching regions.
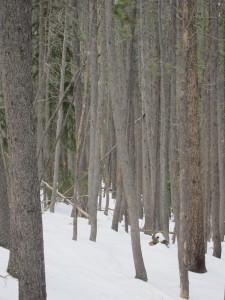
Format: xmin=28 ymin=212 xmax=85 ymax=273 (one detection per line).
xmin=0 ymin=201 xmax=224 ymax=300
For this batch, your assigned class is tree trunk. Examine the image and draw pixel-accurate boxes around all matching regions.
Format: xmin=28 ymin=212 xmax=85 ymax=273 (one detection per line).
xmin=186 ymin=0 xmax=206 ymax=274
xmin=105 ymin=0 xmax=147 ymax=282
xmin=177 ymin=1 xmax=189 ymax=298
xmin=2 ymin=0 xmax=46 ymax=298
xmin=142 ymin=116 xmax=151 ymax=234
xmin=88 ymin=0 xmax=105 ymax=241
xmin=112 ymin=167 xmax=123 ymax=231
xmin=36 ymin=0 xmax=46 ymax=180
xmin=50 ymin=6 xmax=68 ymax=213
xmin=200 ymin=0 xmax=211 ymax=251
xmin=209 ymin=0 xmax=221 ymax=259
xmin=169 ymin=0 xmax=180 ymax=243
xmin=158 ymin=0 xmax=170 ymax=242
xmin=139 ymin=0 xmax=160 ymax=232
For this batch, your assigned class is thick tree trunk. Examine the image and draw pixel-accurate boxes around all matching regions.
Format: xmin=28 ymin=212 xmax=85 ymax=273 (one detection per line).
xmin=2 ymin=0 xmax=46 ymax=298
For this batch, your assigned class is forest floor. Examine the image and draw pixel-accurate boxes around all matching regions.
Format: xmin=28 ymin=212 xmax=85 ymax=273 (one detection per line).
xmin=0 ymin=198 xmax=224 ymax=300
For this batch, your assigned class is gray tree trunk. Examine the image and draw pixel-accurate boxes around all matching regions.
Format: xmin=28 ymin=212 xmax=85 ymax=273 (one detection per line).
xmin=158 ymin=0 xmax=170 ymax=242
xmin=186 ymin=0 xmax=206 ymax=274
xmin=139 ymin=0 xmax=160 ymax=232
xmin=88 ymin=0 xmax=104 ymax=241
xmin=2 ymin=0 xmax=46 ymax=298
xmin=209 ymin=0 xmax=221 ymax=258
xmin=105 ymin=0 xmax=147 ymax=282
xmin=177 ymin=1 xmax=190 ymax=298
xmin=36 ymin=0 xmax=46 ymax=180
xmin=50 ymin=6 xmax=68 ymax=213
xmin=112 ymin=167 xmax=123 ymax=231
xmin=169 ymin=0 xmax=180 ymax=243
xmin=142 ymin=116 xmax=151 ymax=234
xmin=200 ymin=0 xmax=211 ymax=251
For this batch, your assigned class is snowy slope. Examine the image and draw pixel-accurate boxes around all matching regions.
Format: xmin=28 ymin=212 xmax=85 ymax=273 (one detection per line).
xmin=0 ymin=202 xmax=224 ymax=300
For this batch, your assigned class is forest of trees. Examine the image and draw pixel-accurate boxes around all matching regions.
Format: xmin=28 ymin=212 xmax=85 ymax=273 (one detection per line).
xmin=0 ymin=0 xmax=224 ymax=299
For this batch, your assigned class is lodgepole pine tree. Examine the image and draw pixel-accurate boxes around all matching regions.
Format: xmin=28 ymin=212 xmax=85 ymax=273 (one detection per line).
xmin=2 ymin=0 xmax=47 ymax=298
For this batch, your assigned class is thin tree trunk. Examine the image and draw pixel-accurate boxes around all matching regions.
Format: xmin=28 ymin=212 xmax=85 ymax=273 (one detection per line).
xmin=142 ymin=116 xmax=151 ymax=234
xmin=218 ymin=3 xmax=225 ymax=242
xmin=105 ymin=0 xmax=147 ymax=282
xmin=186 ymin=0 xmax=206 ymax=274
xmin=177 ymin=1 xmax=189 ymax=298
xmin=139 ymin=0 xmax=160 ymax=232
xmin=88 ymin=0 xmax=105 ymax=241
xmin=112 ymin=167 xmax=123 ymax=231
xmin=50 ymin=7 xmax=68 ymax=213
xmin=209 ymin=0 xmax=221 ymax=258
xmin=200 ymin=0 xmax=211 ymax=251
xmin=169 ymin=0 xmax=179 ymax=243
xmin=158 ymin=0 xmax=170 ymax=242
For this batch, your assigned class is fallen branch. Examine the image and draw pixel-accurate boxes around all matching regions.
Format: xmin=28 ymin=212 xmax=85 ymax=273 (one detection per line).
xmin=41 ymin=180 xmax=89 ymax=218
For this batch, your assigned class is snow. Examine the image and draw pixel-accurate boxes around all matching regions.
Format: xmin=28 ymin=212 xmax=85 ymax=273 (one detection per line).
xmin=0 ymin=200 xmax=224 ymax=300
xmin=149 ymin=232 xmax=166 ymax=243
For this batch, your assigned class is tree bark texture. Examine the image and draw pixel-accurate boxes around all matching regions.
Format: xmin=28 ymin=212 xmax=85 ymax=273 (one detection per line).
xmin=177 ymin=1 xmax=190 ymax=298
xmin=209 ymin=0 xmax=222 ymax=259
xmin=50 ymin=6 xmax=68 ymax=213
xmin=105 ymin=0 xmax=147 ymax=282
xmin=158 ymin=0 xmax=170 ymax=242
xmin=2 ymin=0 xmax=47 ymax=298
xmin=186 ymin=0 xmax=206 ymax=273
xmin=169 ymin=0 xmax=180 ymax=241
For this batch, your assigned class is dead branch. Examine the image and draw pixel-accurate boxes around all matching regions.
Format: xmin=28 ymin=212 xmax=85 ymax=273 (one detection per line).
xmin=41 ymin=180 xmax=89 ymax=218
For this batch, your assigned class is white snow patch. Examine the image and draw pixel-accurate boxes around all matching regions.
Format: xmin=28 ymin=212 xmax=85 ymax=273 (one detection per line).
xmin=0 ymin=201 xmax=224 ymax=300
